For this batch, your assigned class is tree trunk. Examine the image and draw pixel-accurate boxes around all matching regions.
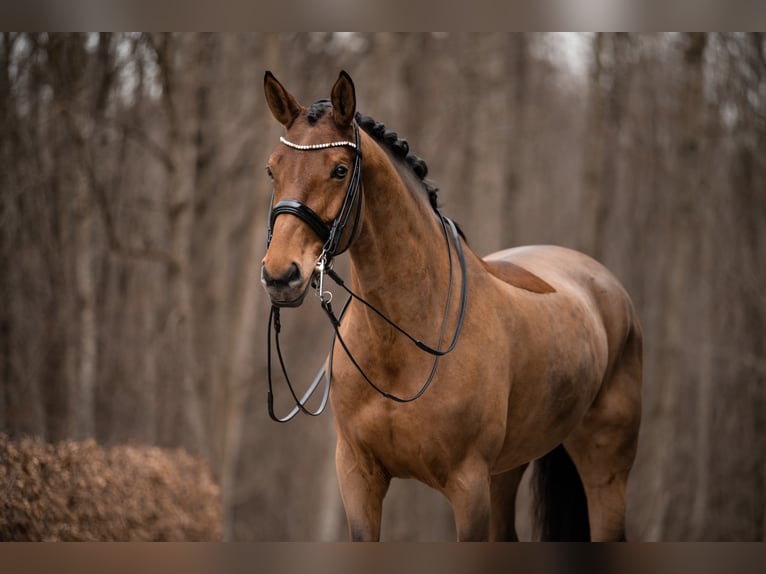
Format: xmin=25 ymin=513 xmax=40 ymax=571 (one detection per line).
xmin=71 ymin=147 xmax=96 ymax=439
xmin=652 ymin=33 xmax=708 ymax=540
xmin=579 ymin=33 xmax=631 ymax=259
xmin=216 ymin=33 xmax=274 ymax=541
xmin=154 ymin=33 xmax=206 ymax=455
xmin=501 ymin=33 xmax=529 ymax=248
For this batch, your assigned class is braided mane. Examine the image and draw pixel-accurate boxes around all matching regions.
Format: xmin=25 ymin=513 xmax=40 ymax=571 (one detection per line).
xmin=305 ymin=100 xmax=463 ymax=238
xmin=354 ymin=112 xmax=441 ymax=213
xmin=305 ymin=100 xmax=440 ymax=212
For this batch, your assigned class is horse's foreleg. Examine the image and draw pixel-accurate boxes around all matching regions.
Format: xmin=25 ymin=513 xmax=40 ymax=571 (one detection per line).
xmin=335 ymin=438 xmax=390 ymax=541
xmin=490 ymin=464 xmax=528 ymax=541
xmin=445 ymin=460 xmax=492 ymax=541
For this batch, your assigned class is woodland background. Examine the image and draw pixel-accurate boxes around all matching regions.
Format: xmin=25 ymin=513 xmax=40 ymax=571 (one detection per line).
xmin=0 ymin=33 xmax=764 ymax=541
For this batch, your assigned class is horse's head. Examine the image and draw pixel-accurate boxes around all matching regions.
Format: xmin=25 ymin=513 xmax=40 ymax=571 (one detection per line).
xmin=261 ymin=71 xmax=360 ymax=307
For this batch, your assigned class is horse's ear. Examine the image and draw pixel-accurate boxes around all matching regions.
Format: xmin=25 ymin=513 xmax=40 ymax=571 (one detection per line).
xmin=264 ymin=71 xmax=301 ymax=128
xmin=331 ymin=70 xmax=356 ymax=128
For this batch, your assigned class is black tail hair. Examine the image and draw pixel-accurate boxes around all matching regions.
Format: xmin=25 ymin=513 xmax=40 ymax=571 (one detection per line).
xmin=532 ymin=444 xmax=590 ymax=541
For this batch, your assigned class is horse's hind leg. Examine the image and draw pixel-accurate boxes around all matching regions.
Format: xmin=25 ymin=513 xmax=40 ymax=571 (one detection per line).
xmin=490 ymin=464 xmax=528 ymax=541
xmin=564 ymin=326 xmax=642 ymax=541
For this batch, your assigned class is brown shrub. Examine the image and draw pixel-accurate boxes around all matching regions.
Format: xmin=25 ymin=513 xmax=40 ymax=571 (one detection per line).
xmin=0 ymin=434 xmax=222 ymax=541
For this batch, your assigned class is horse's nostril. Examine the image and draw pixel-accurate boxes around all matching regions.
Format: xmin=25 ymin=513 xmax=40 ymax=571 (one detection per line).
xmin=262 ymin=262 xmax=302 ymax=288
xmin=284 ymin=262 xmax=301 ymax=285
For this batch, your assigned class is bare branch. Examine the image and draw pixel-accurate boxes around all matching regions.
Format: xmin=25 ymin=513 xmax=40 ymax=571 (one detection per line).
xmin=100 ymin=114 xmax=174 ymax=172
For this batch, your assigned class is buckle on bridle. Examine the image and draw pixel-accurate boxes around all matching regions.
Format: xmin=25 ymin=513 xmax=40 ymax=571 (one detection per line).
xmin=314 ymin=251 xmax=333 ymax=304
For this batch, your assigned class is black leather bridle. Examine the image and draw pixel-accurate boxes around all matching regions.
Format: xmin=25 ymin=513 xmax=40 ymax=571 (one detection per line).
xmin=265 ymin=122 xmax=468 ymax=423
xmin=266 ymin=122 xmax=363 ymax=262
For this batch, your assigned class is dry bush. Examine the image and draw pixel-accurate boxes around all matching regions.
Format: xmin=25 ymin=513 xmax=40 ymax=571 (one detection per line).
xmin=0 ymin=434 xmax=222 ymax=540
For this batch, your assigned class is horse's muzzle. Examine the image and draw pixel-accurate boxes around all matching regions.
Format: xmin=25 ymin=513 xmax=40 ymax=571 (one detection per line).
xmin=261 ymin=262 xmax=311 ymax=307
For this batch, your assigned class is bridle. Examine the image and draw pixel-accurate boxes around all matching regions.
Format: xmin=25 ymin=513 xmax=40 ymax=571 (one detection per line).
xmin=266 ymin=122 xmax=364 ymax=263
xmin=266 ymin=121 xmax=468 ymax=423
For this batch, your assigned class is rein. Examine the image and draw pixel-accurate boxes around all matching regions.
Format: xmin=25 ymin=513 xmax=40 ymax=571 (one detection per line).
xmin=266 ymin=124 xmax=468 ymax=422
xmin=318 ymin=215 xmax=467 ymax=402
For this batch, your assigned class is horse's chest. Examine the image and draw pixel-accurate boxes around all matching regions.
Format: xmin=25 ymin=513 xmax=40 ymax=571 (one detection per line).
xmin=339 ymin=402 xmax=454 ymax=487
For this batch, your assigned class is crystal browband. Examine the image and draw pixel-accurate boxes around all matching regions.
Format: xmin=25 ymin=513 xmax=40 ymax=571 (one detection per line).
xmin=280 ymin=136 xmax=357 ymax=151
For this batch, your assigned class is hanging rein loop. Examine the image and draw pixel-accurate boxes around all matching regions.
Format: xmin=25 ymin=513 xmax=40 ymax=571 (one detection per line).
xmin=321 ymin=216 xmax=467 ymax=358
xmin=265 ymin=122 xmax=468 ymax=421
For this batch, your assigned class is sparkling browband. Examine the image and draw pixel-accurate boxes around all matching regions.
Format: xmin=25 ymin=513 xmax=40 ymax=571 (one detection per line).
xmin=280 ymin=136 xmax=357 ymax=151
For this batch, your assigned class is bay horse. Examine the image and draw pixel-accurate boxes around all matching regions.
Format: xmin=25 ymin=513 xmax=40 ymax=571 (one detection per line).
xmin=261 ymin=71 xmax=642 ymax=541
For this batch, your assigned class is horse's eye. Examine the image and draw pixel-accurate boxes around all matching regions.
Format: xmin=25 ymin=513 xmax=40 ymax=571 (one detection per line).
xmin=332 ymin=165 xmax=349 ymax=179
xmin=265 ymin=166 xmax=274 ymax=179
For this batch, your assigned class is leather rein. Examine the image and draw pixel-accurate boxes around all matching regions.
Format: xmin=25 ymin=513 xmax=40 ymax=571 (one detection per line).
xmin=266 ymin=122 xmax=468 ymax=422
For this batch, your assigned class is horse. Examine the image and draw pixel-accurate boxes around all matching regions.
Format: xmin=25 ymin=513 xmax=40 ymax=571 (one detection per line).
xmin=260 ymin=70 xmax=642 ymax=541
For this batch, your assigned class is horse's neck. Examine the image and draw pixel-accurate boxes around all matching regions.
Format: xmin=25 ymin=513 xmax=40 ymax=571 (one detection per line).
xmin=347 ymin=136 xmax=451 ymax=329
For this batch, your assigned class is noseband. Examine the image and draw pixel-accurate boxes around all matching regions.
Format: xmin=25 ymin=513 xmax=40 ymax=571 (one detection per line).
xmin=266 ymin=122 xmax=363 ymax=261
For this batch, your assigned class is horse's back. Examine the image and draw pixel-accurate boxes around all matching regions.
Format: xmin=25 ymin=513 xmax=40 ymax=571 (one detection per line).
xmin=485 ymin=245 xmax=625 ymax=296
xmin=484 ymin=245 xmax=641 ymax=380
xmin=484 ymin=244 xmax=638 ymax=338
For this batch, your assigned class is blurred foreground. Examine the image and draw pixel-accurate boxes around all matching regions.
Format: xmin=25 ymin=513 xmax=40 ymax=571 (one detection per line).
xmin=0 ymin=434 xmax=221 ymax=540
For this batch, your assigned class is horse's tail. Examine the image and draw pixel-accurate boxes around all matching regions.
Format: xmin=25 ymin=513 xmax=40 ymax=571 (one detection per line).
xmin=532 ymin=444 xmax=591 ymax=541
